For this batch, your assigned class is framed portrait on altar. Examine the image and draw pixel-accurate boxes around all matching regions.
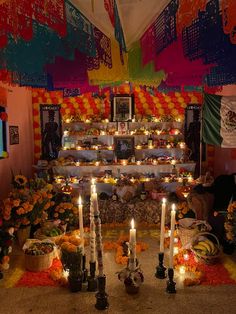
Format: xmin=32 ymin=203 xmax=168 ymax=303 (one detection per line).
xmin=111 ymin=94 xmax=134 ymax=122
xmin=40 ymin=104 xmax=62 ymax=160
xmin=114 ymin=136 xmax=135 ymax=160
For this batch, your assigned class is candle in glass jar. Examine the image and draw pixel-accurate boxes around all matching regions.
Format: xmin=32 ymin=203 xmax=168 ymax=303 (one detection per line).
xmin=129 ymin=219 xmax=136 ymax=271
xmin=169 ymin=204 xmax=176 ymax=268
xmin=78 ymin=195 xmax=84 ymax=255
xmin=160 ymin=198 xmax=166 ymax=253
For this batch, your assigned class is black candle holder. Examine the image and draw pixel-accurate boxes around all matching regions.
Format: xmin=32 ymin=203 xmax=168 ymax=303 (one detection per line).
xmin=155 ymin=252 xmax=166 ymax=279
xmin=166 ymin=268 xmax=176 ymax=294
xmin=82 ymin=254 xmax=88 ymax=283
xmin=95 ymin=275 xmax=109 ymax=310
xmin=87 ymin=261 xmax=97 ymax=292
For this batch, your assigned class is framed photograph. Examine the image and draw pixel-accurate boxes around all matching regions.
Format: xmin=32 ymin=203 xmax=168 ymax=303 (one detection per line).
xmin=114 ymin=136 xmax=135 ymax=160
xmin=111 ymin=94 xmax=134 ymax=122
xmin=40 ymin=104 xmax=62 ymax=160
xmin=9 ymin=126 xmax=19 ymax=145
xmin=117 ymin=121 xmax=128 ymax=134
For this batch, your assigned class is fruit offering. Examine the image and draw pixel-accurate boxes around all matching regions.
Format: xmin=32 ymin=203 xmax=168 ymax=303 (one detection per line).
xmin=192 ymin=237 xmax=219 ymax=257
xmin=25 ymin=242 xmax=54 ymax=256
xmin=45 ymin=227 xmax=63 ymax=238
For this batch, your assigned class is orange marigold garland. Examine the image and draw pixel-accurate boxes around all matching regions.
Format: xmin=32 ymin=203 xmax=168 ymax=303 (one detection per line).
xmin=103 ymin=235 xmax=148 ymax=265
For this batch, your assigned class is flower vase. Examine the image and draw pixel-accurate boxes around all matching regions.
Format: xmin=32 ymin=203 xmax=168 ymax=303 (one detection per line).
xmin=68 ymin=276 xmax=82 ymax=292
xmin=125 ymin=284 xmax=139 ymax=295
xmin=17 ymin=225 xmax=31 ymax=248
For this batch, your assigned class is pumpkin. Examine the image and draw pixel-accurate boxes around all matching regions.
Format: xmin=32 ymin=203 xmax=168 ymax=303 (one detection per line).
xmin=61 ymin=183 xmax=73 ymax=195
xmin=176 ymin=185 xmax=192 ymax=200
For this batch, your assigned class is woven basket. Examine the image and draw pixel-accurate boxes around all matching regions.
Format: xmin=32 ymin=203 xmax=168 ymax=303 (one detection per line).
xmin=191 ymin=232 xmax=221 ymax=265
xmin=25 ymin=250 xmax=54 ymax=272
xmin=178 ymin=227 xmax=199 ymax=248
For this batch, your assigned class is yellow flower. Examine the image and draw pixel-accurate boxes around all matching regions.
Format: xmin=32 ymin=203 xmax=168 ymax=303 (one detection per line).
xmin=14 ymin=175 xmax=27 ymax=186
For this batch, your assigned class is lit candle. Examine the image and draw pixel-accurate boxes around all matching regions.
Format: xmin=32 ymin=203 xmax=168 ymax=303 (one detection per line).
xmin=76 ymin=161 xmax=80 ymax=166
xmin=78 ymin=196 xmax=84 ymax=255
xmin=129 ymin=219 xmax=136 ymax=271
xmin=179 ymin=142 xmax=186 ymax=149
xmin=122 ymin=160 xmax=128 ymax=166
xmin=183 ymin=253 xmax=189 ymax=261
xmin=152 ymin=159 xmax=157 ymax=165
xmin=90 ymin=179 xmax=96 ymax=263
xmin=169 ymin=204 xmax=176 ymax=268
xmin=178 ymin=177 xmax=183 ymax=183
xmin=92 ymin=182 xmax=104 ymax=276
xmin=171 ymin=159 xmax=176 ymax=165
xmin=100 ymin=130 xmax=106 ymax=135
xmin=179 ymin=266 xmax=185 ymax=275
xmin=108 ymin=145 xmax=113 ymax=150
xmin=188 ymin=175 xmax=193 ymax=183
xmin=76 ymin=145 xmax=82 ymax=150
xmin=164 ymin=177 xmax=170 ymax=183
xmin=65 ymin=118 xmax=71 ymax=123
xmin=136 ymin=160 xmax=141 ymax=165
xmin=136 ymin=145 xmax=142 ymax=150
xmin=95 ymin=161 xmax=100 ymax=166
xmin=173 ymin=247 xmax=179 ymax=255
xmin=160 ymin=198 xmax=166 ymax=253
xmin=104 ymin=119 xmax=109 ymax=123
xmin=85 ymin=119 xmax=91 ymax=123
xmin=166 ymin=144 xmax=171 ymax=149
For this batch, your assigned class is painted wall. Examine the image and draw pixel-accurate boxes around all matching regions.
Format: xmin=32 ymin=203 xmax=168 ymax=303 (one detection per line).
xmin=0 ymin=85 xmax=33 ymax=199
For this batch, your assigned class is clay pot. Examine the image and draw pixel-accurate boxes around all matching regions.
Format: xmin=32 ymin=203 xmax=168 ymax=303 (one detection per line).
xmin=125 ymin=284 xmax=139 ymax=294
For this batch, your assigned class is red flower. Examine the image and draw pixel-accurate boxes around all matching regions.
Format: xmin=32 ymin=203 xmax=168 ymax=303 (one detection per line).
xmin=0 ymin=112 xmax=8 ymax=121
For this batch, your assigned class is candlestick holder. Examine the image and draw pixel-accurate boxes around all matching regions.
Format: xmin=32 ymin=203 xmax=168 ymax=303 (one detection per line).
xmin=87 ymin=261 xmax=97 ymax=292
xmin=155 ymin=252 xmax=166 ymax=279
xmin=166 ymin=268 xmax=176 ymax=294
xmin=82 ymin=254 xmax=88 ymax=283
xmin=95 ymin=275 xmax=109 ymax=310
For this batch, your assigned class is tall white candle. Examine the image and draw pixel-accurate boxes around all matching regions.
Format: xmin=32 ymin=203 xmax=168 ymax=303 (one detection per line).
xmin=160 ymin=198 xmax=166 ymax=253
xmin=78 ymin=195 xmax=84 ymax=255
xmin=92 ymin=184 xmax=104 ymax=276
xmin=169 ymin=204 xmax=176 ymax=268
xmin=90 ymin=179 xmax=96 ymax=263
xmin=129 ymin=219 xmax=136 ymax=271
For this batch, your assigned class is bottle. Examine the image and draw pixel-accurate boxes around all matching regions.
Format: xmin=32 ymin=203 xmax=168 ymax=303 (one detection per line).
xmin=171 ymin=164 xmax=178 ymax=176
xmin=140 ymin=183 xmax=147 ymax=200
xmin=112 ymin=189 xmax=118 ymax=201
xmin=148 ymin=135 xmax=153 ymax=147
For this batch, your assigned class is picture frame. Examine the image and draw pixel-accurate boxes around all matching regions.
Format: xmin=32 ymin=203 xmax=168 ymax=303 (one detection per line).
xmin=114 ymin=136 xmax=135 ymax=160
xmin=111 ymin=94 xmax=135 ymax=122
xmin=9 ymin=126 xmax=19 ymax=145
xmin=40 ymin=104 xmax=62 ymax=160
xmin=117 ymin=121 xmax=128 ymax=134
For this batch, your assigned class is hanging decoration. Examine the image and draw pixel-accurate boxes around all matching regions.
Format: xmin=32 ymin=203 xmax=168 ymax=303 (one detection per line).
xmin=176 ymin=0 xmax=207 ymax=35
xmin=0 ymin=0 xmax=67 ymax=48
xmin=154 ymin=0 xmax=179 ymax=55
xmin=155 ymin=37 xmax=211 ymax=86
xmin=140 ymin=24 xmax=155 ymax=66
xmin=222 ymin=0 xmax=236 ymax=44
xmin=88 ymin=39 xmax=128 ymax=86
xmin=104 ymin=0 xmax=126 ymax=64
xmin=86 ymin=27 xmax=112 ymax=71
xmin=128 ymin=42 xmax=165 ymax=86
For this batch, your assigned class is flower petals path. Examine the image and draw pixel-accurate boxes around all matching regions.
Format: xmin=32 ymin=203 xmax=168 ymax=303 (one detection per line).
xmin=2 ymin=226 xmax=236 ymax=288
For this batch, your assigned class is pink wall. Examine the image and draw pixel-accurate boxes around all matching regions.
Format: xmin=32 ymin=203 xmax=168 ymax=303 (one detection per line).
xmin=213 ymin=85 xmax=236 ymax=177
xmin=0 ymin=85 xmax=33 ymax=199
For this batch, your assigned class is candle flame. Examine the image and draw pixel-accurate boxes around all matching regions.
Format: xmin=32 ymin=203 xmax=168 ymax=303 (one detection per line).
xmin=92 ymin=184 xmax=96 ymax=194
xmin=78 ymin=195 xmax=82 ymax=206
xmin=91 ymin=178 xmax=96 ymax=185
xmin=171 ymin=203 xmax=176 ymax=211
xmin=162 ymin=198 xmax=166 ymax=204
xmin=131 ymin=218 xmax=135 ymax=229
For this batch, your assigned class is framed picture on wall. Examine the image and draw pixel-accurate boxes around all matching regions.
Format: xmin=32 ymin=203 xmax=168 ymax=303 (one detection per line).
xmin=111 ymin=94 xmax=134 ymax=122
xmin=40 ymin=104 xmax=62 ymax=160
xmin=114 ymin=136 xmax=135 ymax=160
xmin=9 ymin=126 xmax=19 ymax=145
